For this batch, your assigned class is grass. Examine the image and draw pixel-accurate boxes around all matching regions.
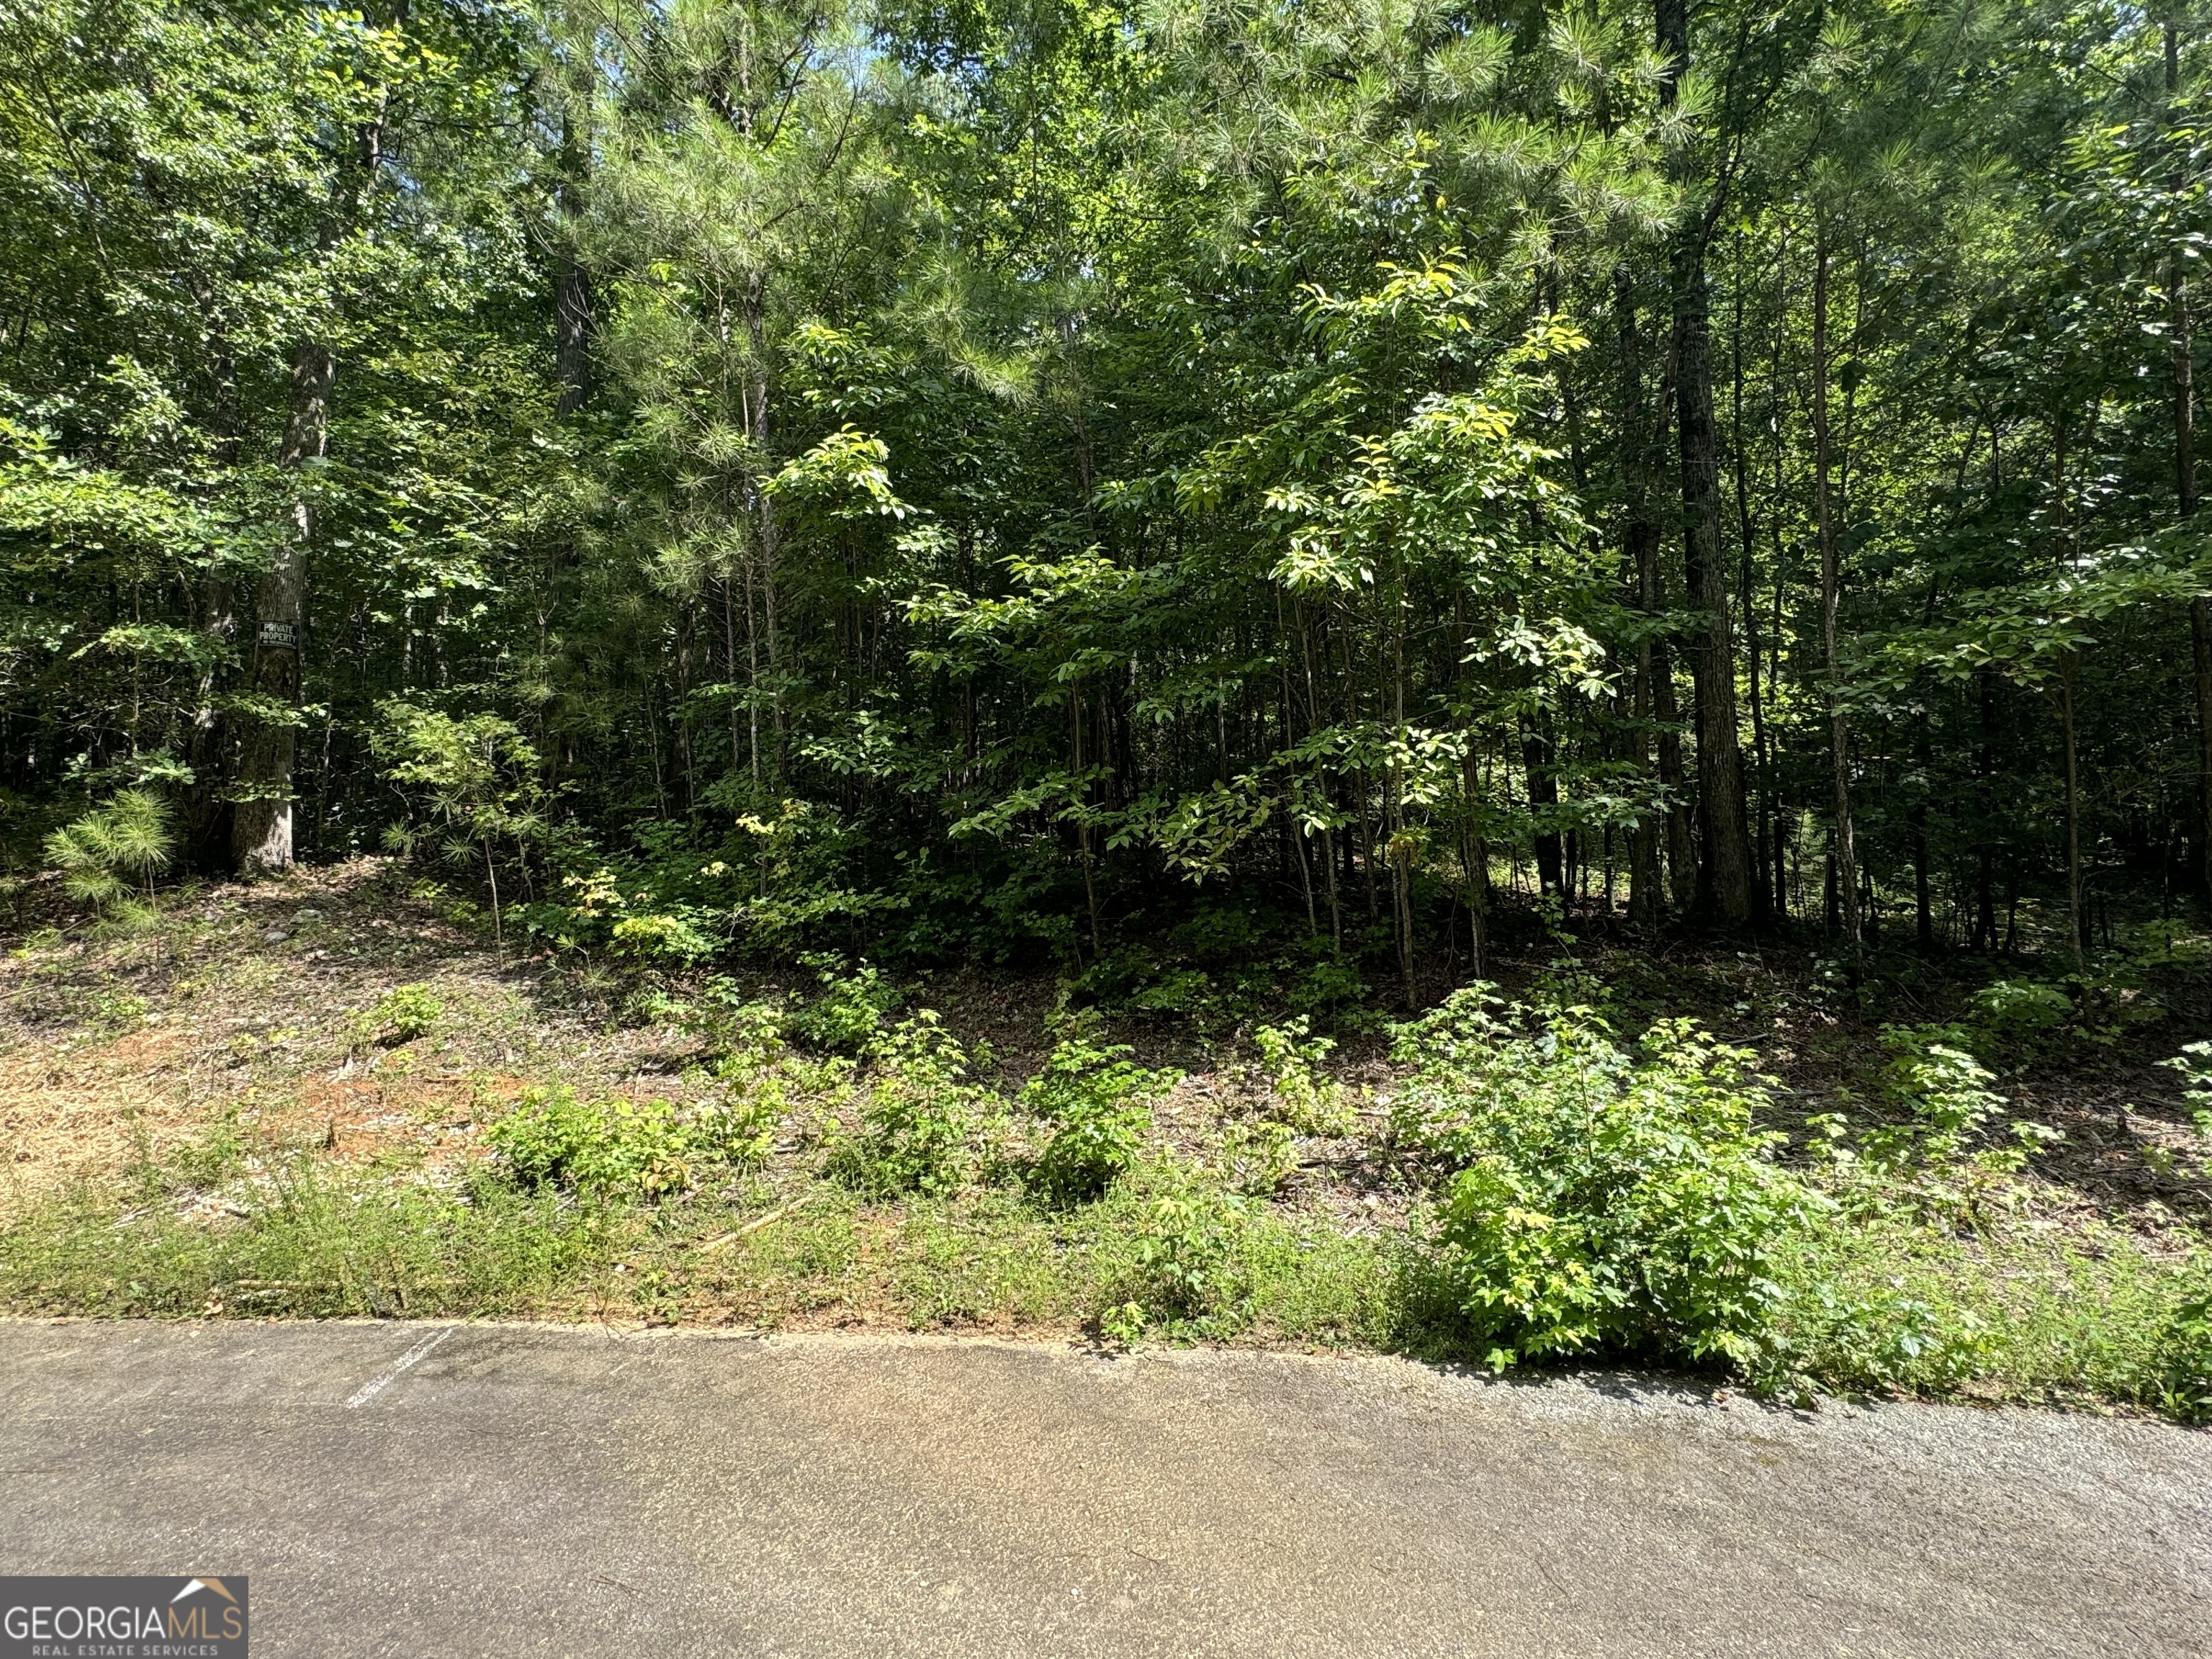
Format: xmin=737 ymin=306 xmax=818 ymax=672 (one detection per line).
xmin=5 ymin=1112 xmax=2198 ymax=1419
xmin=1778 ymin=1208 xmax=2203 ymax=1408
xmin=0 ymin=1149 xmax=1406 ymax=1346
xmin=1 ymin=856 xmax=2208 ymax=1420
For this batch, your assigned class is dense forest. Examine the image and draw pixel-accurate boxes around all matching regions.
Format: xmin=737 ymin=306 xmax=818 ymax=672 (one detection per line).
xmin=4 ymin=0 xmax=2209 ymax=990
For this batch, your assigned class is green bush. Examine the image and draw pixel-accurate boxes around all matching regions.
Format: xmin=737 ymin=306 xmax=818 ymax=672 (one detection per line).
xmin=1827 ymin=1025 xmax=2062 ymax=1224
xmin=1964 ymin=979 xmax=2074 ymax=1056
xmin=488 ymin=1086 xmax=773 ymax=1197
xmin=1285 ymin=957 xmax=1367 ymax=1022
xmin=1024 ymin=1038 xmax=1181 ymax=1205
xmin=1251 ymin=1017 xmax=1352 ymax=1135
xmin=356 ymin=982 xmax=445 ymax=1047
xmin=1218 ymin=1118 xmax=1298 ymax=1197
xmin=45 ymin=789 xmax=174 ymax=909
xmin=1963 ymin=971 xmax=2162 ymax=1066
xmin=830 ymin=1013 xmax=989 ymax=1195
xmin=1391 ymin=988 xmax=1817 ymax=1376
xmin=2160 ymin=1041 xmax=2212 ymax=1141
xmin=2154 ymin=1287 xmax=2212 ymax=1424
xmin=790 ymin=955 xmax=903 ymax=1053
xmin=1107 ymin=1161 xmax=1246 ymax=1336
xmin=1772 ymin=1271 xmax=1990 ymax=1396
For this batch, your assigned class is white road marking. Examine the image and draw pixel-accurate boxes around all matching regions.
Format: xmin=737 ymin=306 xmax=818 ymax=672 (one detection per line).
xmin=345 ymin=1327 xmax=455 ymax=1408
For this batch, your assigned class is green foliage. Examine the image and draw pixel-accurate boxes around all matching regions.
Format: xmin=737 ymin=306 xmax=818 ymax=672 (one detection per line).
xmin=1218 ymin=1118 xmax=1298 ymax=1199
xmin=789 ymin=955 xmax=903 ymax=1054
xmin=1874 ymin=1028 xmax=2014 ymax=1155
xmin=1023 ymin=1038 xmax=1181 ymax=1206
xmin=1811 ymin=1026 xmax=2063 ymax=1225
xmin=44 ymin=791 xmax=174 ymax=909
xmin=374 ymin=706 xmax=548 ymax=943
xmin=1964 ymin=980 xmax=2077 ymax=1056
xmin=680 ymin=978 xmax=794 ymax=1070
xmin=356 ymin=983 xmax=444 ymax=1047
xmin=1112 ymin=1161 xmax=1246 ymax=1336
xmin=830 ymin=1013 xmax=991 ymax=1196
xmin=2154 ymin=1287 xmax=2212 ymax=1424
xmin=1392 ymin=988 xmax=1817 ymax=1377
xmin=1961 ymin=973 xmax=2164 ymax=1066
xmin=1776 ymin=1276 xmax=1992 ymax=1398
xmin=1251 ymin=1017 xmax=1353 ymax=1135
xmin=2159 ymin=1041 xmax=2212 ymax=1141
xmin=488 ymin=1087 xmax=774 ymax=1197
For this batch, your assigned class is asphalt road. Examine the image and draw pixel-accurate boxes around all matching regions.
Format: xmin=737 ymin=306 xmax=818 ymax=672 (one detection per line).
xmin=0 ymin=1321 xmax=2206 ymax=1658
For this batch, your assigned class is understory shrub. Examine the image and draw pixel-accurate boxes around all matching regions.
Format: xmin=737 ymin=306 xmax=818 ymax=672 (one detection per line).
xmin=354 ymin=982 xmax=445 ymax=1047
xmin=1390 ymin=987 xmax=1818 ymax=1377
xmin=489 ymin=1086 xmax=775 ymax=1196
xmin=2161 ymin=1041 xmax=2212 ymax=1142
xmin=1023 ymin=1038 xmax=1181 ymax=1205
xmin=45 ymin=788 xmax=174 ymax=912
xmin=830 ymin=1013 xmax=992 ymax=1195
xmin=1820 ymin=1025 xmax=2064 ymax=1224
xmin=1251 ymin=1018 xmax=1353 ymax=1135
xmin=1102 ymin=1160 xmax=1248 ymax=1339
xmin=1961 ymin=971 xmax=2163 ymax=1068
xmin=790 ymin=954 xmax=904 ymax=1053
xmin=2154 ymin=1284 xmax=2212 ymax=1424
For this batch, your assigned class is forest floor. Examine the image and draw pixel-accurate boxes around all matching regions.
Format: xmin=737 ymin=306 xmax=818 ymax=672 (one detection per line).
xmin=1 ymin=858 xmax=2208 ymax=1411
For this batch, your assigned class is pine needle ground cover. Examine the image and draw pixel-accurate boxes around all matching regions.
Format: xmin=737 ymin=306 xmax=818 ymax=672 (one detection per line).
xmin=4 ymin=859 xmax=2208 ymax=1419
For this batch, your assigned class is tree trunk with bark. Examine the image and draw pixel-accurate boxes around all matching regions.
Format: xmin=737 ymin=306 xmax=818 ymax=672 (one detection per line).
xmin=230 ymin=341 xmax=332 ymax=873
xmin=1814 ymin=228 xmax=1861 ymax=966
xmin=554 ymin=112 xmax=593 ymax=417
xmin=230 ymin=73 xmax=387 ymax=875
xmin=1618 ymin=269 xmax=1668 ymax=926
xmin=2172 ymin=25 xmax=2208 ymax=898
xmin=1523 ymin=711 xmax=1563 ymax=896
xmin=181 ymin=277 xmax=239 ymax=872
xmin=1658 ymin=0 xmax=1755 ymax=926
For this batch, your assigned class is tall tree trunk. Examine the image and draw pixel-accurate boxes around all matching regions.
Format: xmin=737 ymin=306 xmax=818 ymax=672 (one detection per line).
xmin=1912 ymin=805 xmax=1933 ymax=953
xmin=1653 ymin=644 xmax=1696 ymax=910
xmin=2050 ymin=412 xmax=2089 ymax=971
xmin=1912 ymin=728 xmax=1935 ymax=955
xmin=2061 ymin=659 xmax=2085 ymax=972
xmin=1730 ymin=232 xmax=1771 ymax=919
xmin=1523 ymin=711 xmax=1563 ymax=896
xmin=1658 ymin=0 xmax=1755 ymax=926
xmin=1627 ymin=639 xmax=1664 ymax=925
xmin=1974 ymin=667 xmax=1998 ymax=950
xmin=553 ymin=114 xmax=593 ymax=417
xmin=2173 ymin=27 xmax=2209 ymax=899
xmin=1814 ymin=226 xmax=1861 ymax=966
xmin=1619 ymin=269 xmax=1667 ymax=927
xmin=182 ymin=278 xmax=238 ymax=873
xmin=183 ymin=569 xmax=236 ymax=871
xmin=1391 ymin=598 xmax=1416 ymax=1005
xmin=230 ymin=78 xmax=387 ymax=874
xmin=742 ymin=269 xmax=784 ymax=775
xmin=230 ymin=341 xmax=333 ymax=874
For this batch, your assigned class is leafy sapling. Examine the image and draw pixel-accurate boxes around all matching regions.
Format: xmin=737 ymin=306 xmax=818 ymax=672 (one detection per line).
xmin=2160 ymin=1043 xmax=2212 ymax=1142
xmin=45 ymin=789 xmax=175 ymax=913
xmin=1024 ymin=1038 xmax=1182 ymax=1205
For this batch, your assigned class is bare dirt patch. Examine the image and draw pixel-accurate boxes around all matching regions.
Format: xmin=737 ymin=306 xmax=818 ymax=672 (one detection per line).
xmin=0 ymin=859 xmax=667 ymax=1210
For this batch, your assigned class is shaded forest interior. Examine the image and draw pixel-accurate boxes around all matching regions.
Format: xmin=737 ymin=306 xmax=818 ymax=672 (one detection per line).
xmin=4 ymin=0 xmax=2211 ymax=998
